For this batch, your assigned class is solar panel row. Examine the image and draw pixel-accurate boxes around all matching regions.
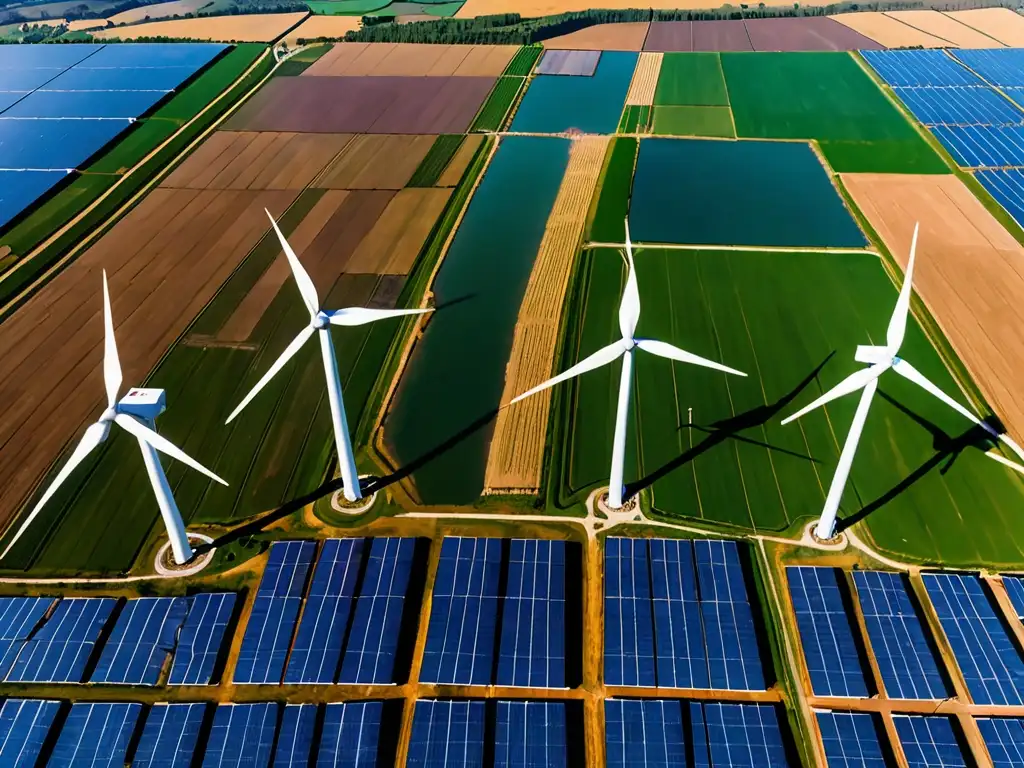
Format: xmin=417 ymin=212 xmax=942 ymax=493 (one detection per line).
xmin=5 ymin=597 xmax=115 ymax=684
xmin=893 ymin=714 xmax=968 ymax=768
xmin=953 ymin=49 xmax=1024 ymax=88
xmin=0 ymin=698 xmax=60 ymax=768
xmin=933 ymin=124 xmax=1024 ymax=168
xmin=169 ymin=592 xmax=237 ymax=686
xmin=815 ymin=710 xmax=888 ymax=768
xmin=1003 ymin=575 xmax=1024 ymax=620
xmin=133 ymin=703 xmax=205 ymax=768
xmin=0 ymin=597 xmax=54 ymax=678
xmin=892 ymin=86 xmax=1024 ymax=127
xmin=978 ymin=716 xmax=1024 ymax=768
xmin=91 ymin=597 xmax=189 ymax=686
xmin=977 ymin=169 xmax=1024 ymax=228
xmin=862 ymin=49 xmax=981 ymax=88
xmin=49 ymin=701 xmax=142 ymax=768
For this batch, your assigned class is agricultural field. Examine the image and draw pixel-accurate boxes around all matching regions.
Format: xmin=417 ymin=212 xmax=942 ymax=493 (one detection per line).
xmin=91 ymin=12 xmax=307 ymax=41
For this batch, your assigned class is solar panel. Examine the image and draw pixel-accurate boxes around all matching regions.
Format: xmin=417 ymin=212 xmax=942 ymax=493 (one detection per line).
xmin=286 ymin=538 xmax=364 ymax=684
xmin=407 ymin=700 xmax=485 ymax=768
xmin=923 ymin=572 xmax=1024 ymax=705
xmin=91 ymin=597 xmax=189 ymax=685
xmin=933 ymin=124 xmax=1024 ymax=168
xmin=274 ymin=704 xmax=316 ymax=767
xmin=0 ymin=596 xmax=55 ymax=677
xmin=234 ymin=540 xmax=316 ymax=685
xmin=977 ymin=717 xmax=1024 ymax=768
xmin=952 ymin=49 xmax=1024 ymax=88
xmin=0 ymin=118 xmax=131 ymax=170
xmin=132 ymin=703 xmax=206 ymax=768
xmin=39 ymin=66 xmax=200 ymax=92
xmin=4 ymin=90 xmax=167 ymax=119
xmin=606 ymin=699 xmax=687 ymax=768
xmin=5 ymin=597 xmax=115 ymax=683
xmin=421 ymin=537 xmax=502 ymax=685
xmin=787 ymin=566 xmax=869 ymax=698
xmin=861 ymin=49 xmax=982 ymax=87
xmin=604 ymin=537 xmax=657 ymax=687
xmin=649 ymin=539 xmax=708 ymax=690
xmin=0 ymin=170 xmax=67 ymax=228
xmin=48 ymin=702 xmax=142 ymax=767
xmin=0 ymin=44 xmax=102 ymax=68
xmin=703 ymin=702 xmax=790 ymax=767
xmin=0 ymin=698 xmax=60 ymax=767
xmin=816 ymin=711 xmax=888 ymax=768
xmin=893 ymin=715 xmax=967 ymax=768
xmin=318 ymin=701 xmax=384 ymax=768
xmin=977 ymin=170 xmax=1024 ymax=229
xmin=202 ymin=703 xmax=277 ymax=768
xmin=1001 ymin=575 xmax=1024 ymax=620
xmin=853 ymin=570 xmax=948 ymax=700
xmin=74 ymin=43 xmax=225 ymax=70
xmin=338 ymin=537 xmax=417 ymax=684
xmin=495 ymin=701 xmax=566 ymax=768
xmin=496 ymin=539 xmax=566 ymax=688
xmin=892 ymin=86 xmax=1024 ymax=127
xmin=168 ymin=593 xmax=236 ymax=686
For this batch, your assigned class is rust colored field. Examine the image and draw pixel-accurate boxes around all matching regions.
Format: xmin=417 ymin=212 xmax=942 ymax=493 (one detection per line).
xmin=830 ymin=12 xmax=949 ymax=48
xmin=316 ymin=134 xmax=436 ymax=191
xmin=884 ymin=10 xmax=1004 ymax=47
xmin=625 ymin=52 xmax=662 ymax=106
xmin=304 ymin=43 xmax=516 ymax=77
xmin=346 ymin=188 xmax=451 ymax=275
xmin=437 ymin=134 xmax=484 ymax=187
xmin=842 ymin=173 xmax=1024 ymax=446
xmin=542 ymin=22 xmax=650 ymax=51
xmin=0 ymin=188 xmax=296 ymax=533
xmin=286 ymin=14 xmax=360 ymax=45
xmin=162 ymin=131 xmax=352 ymax=191
xmin=484 ymin=136 xmax=608 ymax=494
xmin=92 ymin=12 xmax=307 ymax=42
xmin=946 ymin=8 xmax=1024 ymax=47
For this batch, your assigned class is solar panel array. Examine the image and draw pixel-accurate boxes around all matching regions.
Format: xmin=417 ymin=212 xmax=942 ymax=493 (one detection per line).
xmin=893 ymin=714 xmax=968 ymax=768
xmin=407 ymin=700 xmax=486 ymax=768
xmin=91 ymin=597 xmax=189 ymax=686
xmin=49 ymin=701 xmax=141 ymax=767
xmin=168 ymin=593 xmax=237 ymax=686
xmin=816 ymin=711 xmax=888 ymax=768
xmin=953 ymin=49 xmax=1024 ymax=88
xmin=977 ymin=716 xmax=1024 ymax=768
xmin=0 ymin=597 xmax=54 ymax=677
xmin=495 ymin=701 xmax=567 ymax=768
xmin=0 ymin=698 xmax=60 ymax=767
xmin=5 ymin=597 xmax=115 ymax=683
xmin=202 ymin=703 xmax=277 ymax=768
xmin=319 ymin=701 xmax=384 ymax=768
xmin=1002 ymin=575 xmax=1024 ymax=620
xmin=274 ymin=704 xmax=316 ymax=767
xmin=133 ymin=703 xmax=205 ymax=768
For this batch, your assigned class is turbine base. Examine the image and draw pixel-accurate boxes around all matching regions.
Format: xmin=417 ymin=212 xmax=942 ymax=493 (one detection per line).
xmin=596 ymin=489 xmax=640 ymax=519
xmin=806 ymin=521 xmax=847 ymax=549
xmin=330 ymin=474 xmax=378 ymax=516
xmin=154 ymin=533 xmax=215 ymax=577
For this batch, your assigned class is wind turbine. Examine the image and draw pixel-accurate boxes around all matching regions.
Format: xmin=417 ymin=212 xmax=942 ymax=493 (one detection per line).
xmin=782 ymin=223 xmax=1024 ymax=540
xmin=510 ymin=220 xmax=747 ymax=508
xmin=226 ymin=210 xmax=431 ymax=502
xmin=3 ymin=272 xmax=228 ymax=565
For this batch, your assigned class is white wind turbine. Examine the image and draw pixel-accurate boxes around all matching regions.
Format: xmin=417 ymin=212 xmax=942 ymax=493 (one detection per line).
xmin=782 ymin=223 xmax=1024 ymax=540
xmin=226 ymin=210 xmax=431 ymax=502
xmin=3 ymin=272 xmax=228 ymax=565
xmin=510 ymin=220 xmax=747 ymax=508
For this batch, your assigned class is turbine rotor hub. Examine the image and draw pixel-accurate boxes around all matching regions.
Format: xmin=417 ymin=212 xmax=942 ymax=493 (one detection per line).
xmin=99 ymin=407 xmax=117 ymax=423
xmin=312 ymin=312 xmax=329 ymax=330
xmin=624 ymin=336 xmax=636 ymax=350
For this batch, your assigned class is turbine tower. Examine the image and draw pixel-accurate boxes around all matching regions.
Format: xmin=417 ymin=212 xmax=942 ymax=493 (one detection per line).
xmin=226 ymin=210 xmax=431 ymax=502
xmin=782 ymin=223 xmax=1024 ymax=540
xmin=3 ymin=272 xmax=228 ymax=565
xmin=510 ymin=220 xmax=746 ymax=508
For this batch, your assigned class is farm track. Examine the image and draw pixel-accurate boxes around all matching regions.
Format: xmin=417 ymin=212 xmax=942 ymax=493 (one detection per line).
xmin=624 ymin=51 xmax=663 ymax=107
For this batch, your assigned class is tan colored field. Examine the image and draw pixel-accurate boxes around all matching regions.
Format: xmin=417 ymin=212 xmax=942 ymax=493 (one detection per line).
xmin=884 ymin=10 xmax=1004 ymax=47
xmin=162 ymin=131 xmax=352 ymax=191
xmin=303 ymin=42 xmax=516 ymax=77
xmin=285 ymin=13 xmax=360 ymax=45
xmin=315 ymin=134 xmax=436 ymax=190
xmin=92 ymin=11 xmax=307 ymax=41
xmin=542 ymin=22 xmax=649 ymax=51
xmin=484 ymin=136 xmax=608 ymax=494
xmin=107 ymin=0 xmax=208 ymax=25
xmin=437 ymin=134 xmax=484 ymax=187
xmin=626 ymin=51 xmax=662 ymax=107
xmin=67 ymin=18 xmax=106 ymax=30
xmin=842 ymin=173 xmax=1024 ymax=446
xmin=829 ymin=11 xmax=950 ymax=48
xmin=346 ymin=188 xmax=451 ymax=275
xmin=946 ymin=8 xmax=1024 ymax=47
xmin=458 ymin=0 xmax=839 ymax=17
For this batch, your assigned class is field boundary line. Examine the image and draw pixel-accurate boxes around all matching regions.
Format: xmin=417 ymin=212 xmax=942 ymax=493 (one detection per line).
xmin=879 ymin=11 xmax=959 ymax=47
xmin=588 ymin=241 xmax=880 ymax=256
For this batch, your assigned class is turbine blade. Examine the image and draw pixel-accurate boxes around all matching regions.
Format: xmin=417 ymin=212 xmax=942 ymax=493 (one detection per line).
xmin=619 ymin=219 xmax=640 ymax=341
xmin=1 ymin=422 xmax=108 ymax=558
xmin=225 ymin=325 xmax=315 ymax=424
xmin=886 ymin=222 xmax=919 ymax=354
xmin=781 ymin=364 xmax=887 ymax=425
xmin=510 ymin=340 xmax=627 ymax=405
xmin=891 ymin=358 xmax=987 ymax=430
xmin=102 ymin=271 xmax=122 ymax=409
xmin=985 ymin=450 xmax=1024 ymax=476
xmin=115 ymin=414 xmax=227 ymax=486
xmin=266 ymin=209 xmax=319 ymax=316
xmin=327 ymin=307 xmax=431 ymax=327
xmin=635 ymin=339 xmax=747 ymax=377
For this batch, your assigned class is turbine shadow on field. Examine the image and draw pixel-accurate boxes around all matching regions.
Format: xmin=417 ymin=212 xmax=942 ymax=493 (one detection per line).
xmin=624 ymin=353 xmax=834 ymax=500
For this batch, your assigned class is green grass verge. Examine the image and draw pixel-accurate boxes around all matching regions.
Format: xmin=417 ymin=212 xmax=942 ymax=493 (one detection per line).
xmin=87 ymin=119 xmax=181 ymax=175
xmin=652 ymin=105 xmax=734 ymax=138
xmin=654 ymin=52 xmax=729 ymax=107
xmin=151 ymin=44 xmax=266 ymax=124
xmin=407 ymin=134 xmax=465 ymax=187
xmin=306 ymin=0 xmax=391 ymax=13
xmin=471 ymin=75 xmax=524 ymax=132
xmin=617 ymin=104 xmax=650 ymax=134
xmin=504 ymin=45 xmax=542 ymax=77
xmin=273 ymin=45 xmax=333 ymax=77
xmin=587 ymin=137 xmax=636 ymax=244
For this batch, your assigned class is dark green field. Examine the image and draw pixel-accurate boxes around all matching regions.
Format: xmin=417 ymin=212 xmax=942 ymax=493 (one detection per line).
xmin=651 ymin=106 xmax=735 ymax=138
xmin=588 ymin=137 xmax=637 ymax=244
xmin=655 ymin=53 xmax=730 ymax=107
xmin=471 ymin=76 xmax=525 ymax=132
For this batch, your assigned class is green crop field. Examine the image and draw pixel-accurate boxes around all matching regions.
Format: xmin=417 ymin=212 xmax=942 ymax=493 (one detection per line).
xmin=554 ymin=247 xmax=1024 ymax=567
xmin=651 ymin=106 xmax=734 ymax=138
xmin=471 ymin=76 xmax=525 ymax=132
xmin=655 ymin=52 xmax=730 ymax=107
xmin=504 ymin=46 xmax=542 ymax=77
xmin=588 ymin=137 xmax=636 ymax=244
xmin=618 ymin=104 xmax=650 ymax=134
xmin=151 ymin=44 xmax=266 ymax=124
xmin=408 ymin=135 xmax=465 ymax=187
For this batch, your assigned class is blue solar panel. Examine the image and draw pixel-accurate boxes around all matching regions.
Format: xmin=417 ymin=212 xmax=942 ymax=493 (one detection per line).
xmin=1003 ymin=575 xmax=1024 ymax=620
xmin=496 ymin=539 xmax=565 ymax=688
xmin=893 ymin=715 xmax=967 ymax=768
xmin=704 ymin=702 xmax=790 ymax=767
xmin=168 ymin=593 xmax=235 ymax=686
xmin=853 ymin=570 xmax=948 ymax=700
xmin=6 ymin=597 xmax=115 ymax=683
xmin=49 ymin=702 xmax=141 ymax=768
xmin=0 ymin=169 xmax=67 ymax=227
xmin=605 ymin=699 xmax=686 ymax=767
xmin=286 ymin=538 xmax=364 ymax=684
xmin=0 ymin=596 xmax=55 ymax=677
xmin=274 ymin=704 xmax=316 ymax=767
xmin=0 ymin=699 xmax=60 ymax=767
xmin=91 ymin=597 xmax=189 ymax=685
xmin=0 ymin=44 xmax=103 ymax=68
xmin=604 ymin=537 xmax=656 ymax=687
xmin=933 ymin=124 xmax=1024 ymax=168
xmin=338 ymin=537 xmax=416 ymax=684
xmin=0 ymin=118 xmax=130 ymax=170
xmin=4 ymin=90 xmax=167 ymax=119
xmin=495 ymin=701 xmax=566 ymax=768
xmin=892 ymin=86 xmax=1024 ymax=127
xmin=923 ymin=572 xmax=1024 ymax=706
xmin=977 ymin=717 xmax=1024 ymax=768
xmin=235 ymin=540 xmax=316 ymax=685
xmin=816 ymin=711 xmax=888 ymax=768
xmin=862 ymin=49 xmax=982 ymax=88
xmin=407 ymin=700 xmax=485 ymax=768
xmin=132 ymin=703 xmax=205 ymax=768
xmin=40 ymin=66 xmax=201 ymax=92
xmin=318 ymin=702 xmax=384 ymax=768
xmin=0 ymin=70 xmax=62 ymax=91
xmin=649 ymin=539 xmax=708 ymax=690
xmin=788 ymin=566 xmax=869 ymax=698
xmin=978 ymin=169 xmax=1024 ymax=226
xmin=75 ymin=43 xmax=225 ymax=70
xmin=953 ymin=49 xmax=1024 ymax=88
xmin=421 ymin=537 xmax=502 ymax=686
xmin=202 ymin=703 xmax=277 ymax=768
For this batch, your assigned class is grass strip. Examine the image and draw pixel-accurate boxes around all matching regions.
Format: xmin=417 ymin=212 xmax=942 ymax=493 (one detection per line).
xmin=407 ymin=134 xmax=465 ymax=187
xmin=504 ymin=44 xmax=542 ymax=76
xmin=471 ymin=75 xmax=524 ymax=132
xmin=587 ymin=137 xmax=637 ymax=243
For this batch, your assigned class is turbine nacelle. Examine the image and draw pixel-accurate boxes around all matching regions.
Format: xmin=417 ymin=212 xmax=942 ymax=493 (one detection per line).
xmin=117 ymin=388 xmax=166 ymax=422
xmin=854 ymin=345 xmax=895 ymax=367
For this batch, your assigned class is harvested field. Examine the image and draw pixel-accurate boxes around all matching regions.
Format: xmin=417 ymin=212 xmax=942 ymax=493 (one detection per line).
xmin=536 ymin=49 xmax=600 ymax=76
xmin=947 ymin=8 xmax=1024 ymax=47
xmin=346 ymin=188 xmax=451 ymax=274
xmin=644 ymin=22 xmax=693 ymax=52
xmin=285 ymin=14 xmax=360 ymax=45
xmin=884 ymin=10 xmax=1004 ymax=48
xmin=540 ymin=22 xmax=649 ymax=51
xmin=315 ymin=134 xmax=436 ymax=190
xmin=744 ymin=17 xmax=882 ymax=51
xmin=303 ymin=43 xmax=516 ymax=77
xmin=225 ymin=76 xmax=494 ymax=134
xmin=625 ymin=51 xmax=662 ymax=106
xmin=162 ymin=131 xmax=352 ymax=191
xmin=92 ymin=12 xmax=307 ymax=42
xmin=437 ymin=134 xmax=483 ymax=186
xmin=829 ymin=12 xmax=950 ymax=48
xmin=484 ymin=136 xmax=607 ymax=494
xmin=842 ymin=172 xmax=1024 ymax=449
xmin=106 ymin=0 xmax=207 ymax=24
xmin=693 ymin=20 xmax=751 ymax=52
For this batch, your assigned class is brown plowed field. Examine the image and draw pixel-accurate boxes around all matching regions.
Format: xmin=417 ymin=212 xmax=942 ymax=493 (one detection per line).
xmin=842 ymin=173 xmax=1024 ymax=446
xmin=0 ymin=188 xmax=297 ymax=532
xmin=946 ymin=8 xmax=1024 ymax=47
xmin=625 ymin=51 xmax=662 ymax=106
xmin=303 ymin=43 xmax=516 ymax=77
xmin=484 ymin=136 xmax=608 ymax=494
xmin=92 ymin=12 xmax=307 ymax=41
xmin=346 ymin=188 xmax=451 ymax=275
xmin=162 ymin=131 xmax=352 ymax=191
xmin=829 ymin=12 xmax=950 ymax=48
xmin=315 ymin=134 xmax=436 ymax=191
xmin=541 ymin=22 xmax=650 ymax=51
xmin=884 ymin=10 xmax=1004 ymax=47
xmin=436 ymin=134 xmax=483 ymax=187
